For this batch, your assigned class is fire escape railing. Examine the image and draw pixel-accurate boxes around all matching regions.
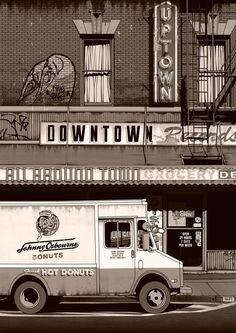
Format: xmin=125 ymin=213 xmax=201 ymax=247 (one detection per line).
xmin=179 ymin=1 xmax=236 ymax=163
xmin=213 ymin=45 xmax=236 ymax=111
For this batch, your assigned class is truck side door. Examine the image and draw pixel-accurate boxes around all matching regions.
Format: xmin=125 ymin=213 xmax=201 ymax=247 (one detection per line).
xmin=98 ymin=218 xmax=135 ymax=294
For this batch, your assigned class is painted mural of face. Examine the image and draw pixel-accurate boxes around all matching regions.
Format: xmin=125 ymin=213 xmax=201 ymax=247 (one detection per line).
xmin=18 ymin=54 xmax=76 ymax=105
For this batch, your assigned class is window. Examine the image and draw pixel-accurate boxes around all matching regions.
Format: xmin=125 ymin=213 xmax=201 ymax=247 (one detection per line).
xmin=208 ymin=191 xmax=236 ymax=250
xmin=198 ymin=40 xmax=226 ymax=104
xmin=137 ymin=215 xmax=163 ymax=251
xmin=166 ymin=194 xmax=204 ymax=267
xmin=82 ymin=38 xmax=113 ymax=104
xmin=103 ymin=219 xmax=131 ymax=248
xmin=137 ymin=219 xmax=150 ymax=249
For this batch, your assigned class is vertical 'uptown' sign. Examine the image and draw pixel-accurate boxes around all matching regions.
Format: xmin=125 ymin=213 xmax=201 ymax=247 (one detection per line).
xmin=154 ymin=1 xmax=177 ymax=103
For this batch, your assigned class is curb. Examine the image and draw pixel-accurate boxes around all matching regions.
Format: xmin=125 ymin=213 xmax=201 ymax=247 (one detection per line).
xmin=172 ymin=295 xmax=235 ymax=303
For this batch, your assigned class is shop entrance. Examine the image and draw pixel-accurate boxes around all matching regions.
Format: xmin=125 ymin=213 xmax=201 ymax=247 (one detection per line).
xmin=163 ymin=194 xmax=206 ymax=271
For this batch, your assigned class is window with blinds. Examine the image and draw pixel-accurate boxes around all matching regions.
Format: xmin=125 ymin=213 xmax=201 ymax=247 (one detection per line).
xmin=198 ymin=42 xmax=226 ymax=104
xmin=83 ymin=40 xmax=112 ymax=104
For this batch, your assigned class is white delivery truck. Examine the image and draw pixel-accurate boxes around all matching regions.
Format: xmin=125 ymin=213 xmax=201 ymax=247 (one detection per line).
xmin=0 ymin=199 xmax=191 ymax=314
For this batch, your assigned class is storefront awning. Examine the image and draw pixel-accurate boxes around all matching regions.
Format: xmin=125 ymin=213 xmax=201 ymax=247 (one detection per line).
xmin=1 ymin=166 xmax=236 ymax=185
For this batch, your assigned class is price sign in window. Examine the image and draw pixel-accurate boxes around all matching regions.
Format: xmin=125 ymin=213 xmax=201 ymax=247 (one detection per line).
xmin=167 ymin=229 xmax=202 ymax=267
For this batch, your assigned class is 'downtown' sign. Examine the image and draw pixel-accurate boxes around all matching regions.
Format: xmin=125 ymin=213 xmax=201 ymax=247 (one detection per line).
xmin=40 ymin=122 xmax=236 ymax=145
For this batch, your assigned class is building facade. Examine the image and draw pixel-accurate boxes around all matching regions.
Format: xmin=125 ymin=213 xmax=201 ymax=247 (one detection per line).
xmin=1 ymin=0 xmax=236 ymax=296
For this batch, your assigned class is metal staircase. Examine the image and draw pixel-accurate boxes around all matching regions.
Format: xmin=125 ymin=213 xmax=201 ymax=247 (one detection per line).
xmin=180 ymin=0 xmax=236 ymax=164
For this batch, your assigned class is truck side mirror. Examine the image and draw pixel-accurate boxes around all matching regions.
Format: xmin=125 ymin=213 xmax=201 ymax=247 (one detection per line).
xmin=142 ymin=232 xmax=150 ymax=251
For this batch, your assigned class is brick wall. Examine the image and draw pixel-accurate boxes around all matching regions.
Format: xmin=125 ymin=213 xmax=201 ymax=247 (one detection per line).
xmin=0 ymin=0 xmax=154 ymax=106
xmin=0 ymin=0 xmax=235 ymax=109
xmin=0 ymin=0 xmax=184 ymax=107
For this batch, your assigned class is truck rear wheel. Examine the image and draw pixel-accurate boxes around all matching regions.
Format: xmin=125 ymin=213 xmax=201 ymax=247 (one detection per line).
xmin=139 ymin=281 xmax=170 ymax=314
xmin=14 ymin=281 xmax=47 ymax=314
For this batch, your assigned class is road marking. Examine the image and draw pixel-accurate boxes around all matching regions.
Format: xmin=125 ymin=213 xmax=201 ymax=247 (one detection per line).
xmin=0 ymin=311 xmax=153 ymax=318
xmin=166 ymin=302 xmax=236 ymax=314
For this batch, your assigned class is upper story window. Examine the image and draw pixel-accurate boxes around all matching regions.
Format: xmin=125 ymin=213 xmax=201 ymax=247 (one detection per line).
xmin=83 ymin=38 xmax=113 ymax=104
xmin=73 ymin=15 xmax=119 ymax=106
xmin=198 ymin=38 xmax=227 ymax=104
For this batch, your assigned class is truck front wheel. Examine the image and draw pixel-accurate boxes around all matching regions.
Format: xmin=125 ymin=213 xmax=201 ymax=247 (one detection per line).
xmin=14 ymin=281 xmax=47 ymax=314
xmin=139 ymin=281 xmax=170 ymax=314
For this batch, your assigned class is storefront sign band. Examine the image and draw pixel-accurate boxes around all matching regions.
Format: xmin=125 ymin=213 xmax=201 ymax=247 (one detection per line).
xmin=1 ymin=166 xmax=236 ymax=185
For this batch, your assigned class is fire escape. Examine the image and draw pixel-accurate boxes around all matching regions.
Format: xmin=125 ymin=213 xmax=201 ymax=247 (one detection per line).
xmin=180 ymin=0 xmax=236 ymax=164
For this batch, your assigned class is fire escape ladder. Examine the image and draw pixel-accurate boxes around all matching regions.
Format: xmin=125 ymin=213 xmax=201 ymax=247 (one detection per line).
xmin=180 ymin=75 xmax=212 ymax=159
xmin=215 ymin=122 xmax=225 ymax=164
xmin=185 ymin=122 xmax=210 ymax=157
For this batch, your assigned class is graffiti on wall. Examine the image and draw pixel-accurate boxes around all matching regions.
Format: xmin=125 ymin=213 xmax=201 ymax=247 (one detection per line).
xmin=0 ymin=113 xmax=30 ymax=140
xmin=224 ymin=251 xmax=236 ymax=269
xmin=18 ymin=54 xmax=76 ymax=105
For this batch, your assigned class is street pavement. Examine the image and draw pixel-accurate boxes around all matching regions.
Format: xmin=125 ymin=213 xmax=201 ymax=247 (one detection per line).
xmin=0 ymin=300 xmax=231 ymax=316
xmin=0 ymin=299 xmax=236 ymax=333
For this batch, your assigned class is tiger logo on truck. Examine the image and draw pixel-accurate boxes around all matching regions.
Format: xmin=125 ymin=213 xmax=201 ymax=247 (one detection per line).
xmin=36 ymin=210 xmax=60 ymax=241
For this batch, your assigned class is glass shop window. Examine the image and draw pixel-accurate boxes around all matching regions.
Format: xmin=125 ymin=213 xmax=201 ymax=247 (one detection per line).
xmin=167 ymin=194 xmax=203 ymax=228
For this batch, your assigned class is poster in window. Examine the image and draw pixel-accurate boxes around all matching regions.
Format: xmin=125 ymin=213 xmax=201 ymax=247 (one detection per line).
xmin=168 ymin=210 xmax=195 ymax=227
xmin=168 ymin=210 xmax=186 ymax=227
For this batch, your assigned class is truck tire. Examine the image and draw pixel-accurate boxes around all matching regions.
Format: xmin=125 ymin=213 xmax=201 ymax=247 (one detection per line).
xmin=14 ymin=281 xmax=47 ymax=314
xmin=139 ymin=281 xmax=170 ymax=314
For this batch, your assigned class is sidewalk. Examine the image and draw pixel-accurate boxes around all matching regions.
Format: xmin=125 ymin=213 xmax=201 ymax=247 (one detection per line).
xmin=173 ymin=272 xmax=236 ymax=303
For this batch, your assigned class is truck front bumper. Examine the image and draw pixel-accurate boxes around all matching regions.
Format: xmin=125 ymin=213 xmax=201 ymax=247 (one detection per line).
xmin=180 ymin=285 xmax=192 ymax=295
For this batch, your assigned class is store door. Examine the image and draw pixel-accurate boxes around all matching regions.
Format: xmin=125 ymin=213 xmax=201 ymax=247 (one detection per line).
xmin=164 ymin=194 xmax=206 ymax=271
